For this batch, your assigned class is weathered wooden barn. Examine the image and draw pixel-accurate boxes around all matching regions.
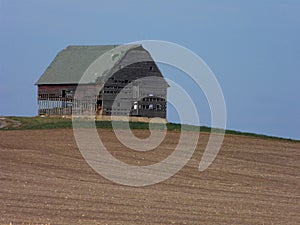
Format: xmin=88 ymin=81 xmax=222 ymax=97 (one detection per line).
xmin=35 ymin=44 xmax=168 ymax=118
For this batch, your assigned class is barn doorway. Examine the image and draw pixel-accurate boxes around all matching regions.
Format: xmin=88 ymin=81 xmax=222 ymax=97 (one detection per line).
xmin=96 ymin=95 xmax=103 ymax=115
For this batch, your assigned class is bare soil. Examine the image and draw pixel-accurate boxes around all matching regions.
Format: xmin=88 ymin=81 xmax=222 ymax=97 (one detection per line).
xmin=0 ymin=129 xmax=299 ymax=224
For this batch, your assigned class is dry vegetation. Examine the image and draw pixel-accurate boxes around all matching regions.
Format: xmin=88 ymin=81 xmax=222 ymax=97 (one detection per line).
xmin=0 ymin=128 xmax=299 ymax=224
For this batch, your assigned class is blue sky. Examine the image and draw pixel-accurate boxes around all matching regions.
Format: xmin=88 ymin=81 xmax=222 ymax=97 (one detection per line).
xmin=0 ymin=0 xmax=299 ymax=139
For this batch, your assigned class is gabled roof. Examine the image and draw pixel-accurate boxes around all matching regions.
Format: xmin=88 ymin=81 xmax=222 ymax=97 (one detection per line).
xmin=35 ymin=44 xmax=141 ymax=85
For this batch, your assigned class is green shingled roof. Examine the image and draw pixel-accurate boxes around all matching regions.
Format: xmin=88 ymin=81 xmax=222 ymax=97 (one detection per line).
xmin=36 ymin=44 xmax=140 ymax=85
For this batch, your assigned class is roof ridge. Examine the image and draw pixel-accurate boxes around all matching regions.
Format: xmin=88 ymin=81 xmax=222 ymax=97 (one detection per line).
xmin=66 ymin=44 xmax=120 ymax=47
xmin=65 ymin=44 xmax=141 ymax=48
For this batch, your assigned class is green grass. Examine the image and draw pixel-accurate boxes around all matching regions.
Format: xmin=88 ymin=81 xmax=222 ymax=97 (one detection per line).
xmin=1 ymin=116 xmax=299 ymax=142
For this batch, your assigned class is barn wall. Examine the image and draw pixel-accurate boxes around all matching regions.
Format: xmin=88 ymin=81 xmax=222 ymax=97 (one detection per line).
xmin=37 ymin=84 xmax=100 ymax=115
xmin=102 ymin=47 xmax=167 ymax=118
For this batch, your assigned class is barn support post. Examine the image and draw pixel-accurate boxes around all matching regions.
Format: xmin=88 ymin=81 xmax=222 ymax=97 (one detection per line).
xmin=38 ymin=99 xmax=40 ymax=115
xmin=61 ymin=98 xmax=62 ymax=115
xmin=61 ymin=97 xmax=63 ymax=115
xmin=47 ymin=96 xmax=49 ymax=116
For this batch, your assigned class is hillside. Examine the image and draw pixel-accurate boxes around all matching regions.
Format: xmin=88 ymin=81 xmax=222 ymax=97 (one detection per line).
xmin=0 ymin=116 xmax=298 ymax=142
xmin=0 ymin=123 xmax=299 ymax=224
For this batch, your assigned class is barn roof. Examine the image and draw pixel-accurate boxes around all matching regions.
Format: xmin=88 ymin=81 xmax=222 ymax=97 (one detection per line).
xmin=35 ymin=44 xmax=141 ymax=85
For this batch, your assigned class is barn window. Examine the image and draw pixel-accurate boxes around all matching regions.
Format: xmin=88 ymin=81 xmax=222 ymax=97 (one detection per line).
xmin=66 ymin=91 xmax=73 ymax=98
xmin=61 ymin=90 xmax=66 ymax=98
xmin=49 ymin=94 xmax=56 ymax=98
xmin=40 ymin=93 xmax=49 ymax=99
xmin=149 ymin=66 xmax=153 ymax=71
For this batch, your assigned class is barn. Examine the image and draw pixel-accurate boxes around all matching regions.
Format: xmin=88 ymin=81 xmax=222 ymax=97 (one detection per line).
xmin=35 ymin=44 xmax=168 ymax=119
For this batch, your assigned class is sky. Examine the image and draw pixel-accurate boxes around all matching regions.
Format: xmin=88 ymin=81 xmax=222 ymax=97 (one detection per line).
xmin=0 ymin=0 xmax=299 ymax=140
